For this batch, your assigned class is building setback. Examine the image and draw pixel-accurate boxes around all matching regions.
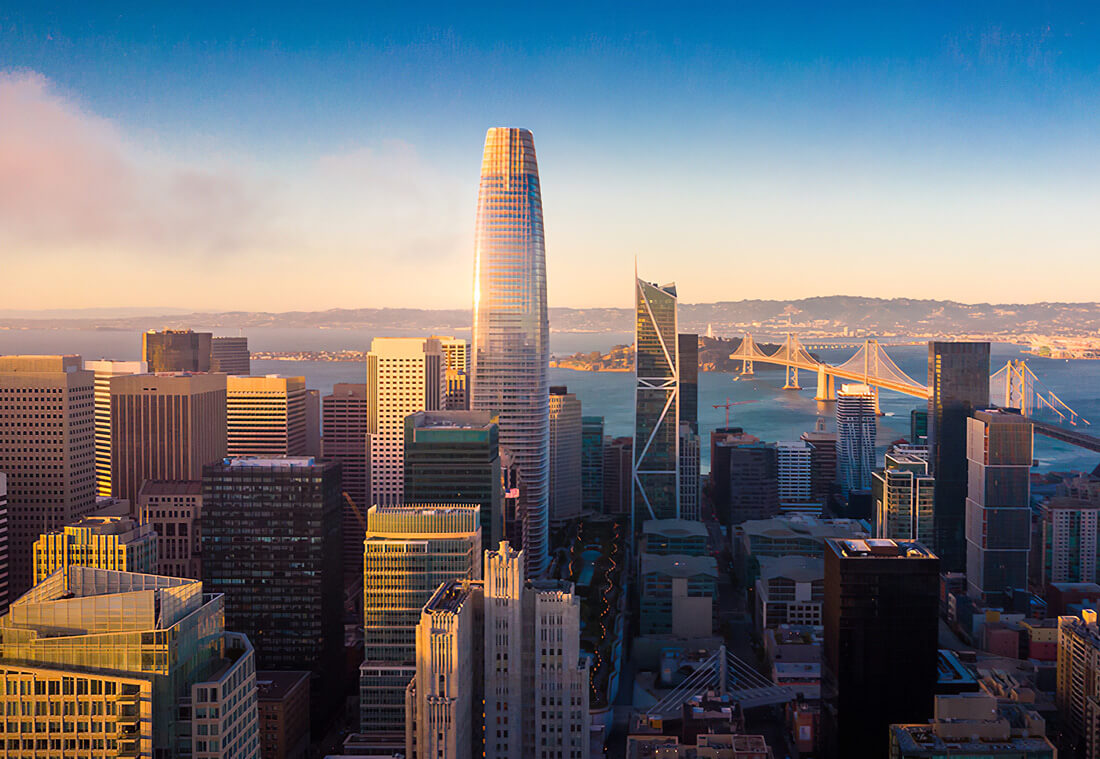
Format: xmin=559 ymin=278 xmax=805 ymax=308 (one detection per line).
xmin=142 ymin=329 xmax=212 ymax=373
xmin=138 ymin=479 xmax=203 ymax=579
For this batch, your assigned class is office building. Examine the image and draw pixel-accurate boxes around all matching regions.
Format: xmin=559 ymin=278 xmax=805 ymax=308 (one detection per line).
xmin=470 ymin=127 xmax=551 ymax=576
xmin=678 ymin=333 xmax=698 ymax=433
xmin=367 ymin=337 xmax=445 ymax=506
xmin=726 ymin=442 xmax=780 ymax=525
xmin=202 ymin=457 xmax=342 ymax=707
xmin=304 ymin=388 xmax=320 ymax=456
xmin=111 ymin=372 xmax=227 ymax=507
xmin=1057 ymin=610 xmax=1100 ymax=757
xmin=322 ymin=383 xmax=369 ymax=583
xmin=634 ymin=277 xmax=681 ymax=528
xmin=549 ymin=386 xmax=583 ymax=524
xmin=639 ymin=553 xmax=716 ymax=638
xmin=403 ymin=410 xmax=502 ymax=546
xmin=226 ymin=374 xmax=307 ymax=456
xmin=910 ymin=408 xmax=928 ymax=446
xmin=581 ymin=416 xmax=605 ymax=512
xmin=737 ymin=514 xmax=870 ymax=564
xmin=257 ymin=671 xmax=311 ymax=759
xmin=889 ymin=694 xmax=1055 ymax=759
xmin=0 ymin=567 xmax=260 ymax=758
xmin=756 ymin=555 xmax=824 ymax=630
xmin=928 ymin=342 xmax=991 ymax=572
xmin=33 ymin=513 xmax=157 ymax=584
xmin=0 ymin=476 xmax=6 ymax=612
xmin=777 ymin=440 xmax=814 ymax=510
xmin=873 ymin=452 xmax=935 ymax=544
xmin=825 ymin=539 xmax=940 ymax=758
xmin=0 ymin=355 xmax=96 ymax=599
xmin=86 ymin=359 xmax=147 ymax=497
xmin=139 ymin=479 xmax=203 ymax=579
xmin=603 ymin=437 xmax=633 ymax=515
xmin=211 ymin=335 xmax=250 ymax=375
xmin=142 ymin=328 xmax=212 ymax=372
xmin=1041 ymin=497 xmax=1100 ymax=586
xmin=679 ymin=424 xmax=701 ymax=521
xmin=641 ymin=518 xmax=708 ymax=556
xmin=802 ymin=418 xmax=838 ymax=507
xmin=360 ymin=505 xmax=481 ymax=737
xmin=836 ymin=384 xmax=876 ymax=497
xmin=433 ymin=335 xmax=469 ymax=410
xmin=710 ymin=427 xmax=761 ymax=521
xmin=965 ymin=409 xmax=1033 ymax=604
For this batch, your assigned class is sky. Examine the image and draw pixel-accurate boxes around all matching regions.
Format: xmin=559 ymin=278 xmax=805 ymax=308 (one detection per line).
xmin=1 ymin=2 xmax=1098 ymax=311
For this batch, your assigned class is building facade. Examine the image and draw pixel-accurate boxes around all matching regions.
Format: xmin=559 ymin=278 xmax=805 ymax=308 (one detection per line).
xmin=142 ymin=329 xmax=213 ymax=373
xmin=836 ymin=384 xmax=876 ymax=497
xmin=801 ymin=419 xmax=838 ymax=508
xmin=321 ymin=382 xmax=369 ymax=583
xmin=603 ymin=437 xmax=633 ymax=516
xmin=211 ymin=336 xmax=251 ymax=375
xmin=470 ymin=127 xmax=551 ymax=577
xmin=367 ymin=337 xmax=445 ymax=506
xmin=87 ymin=359 xmax=147 ymax=497
xmin=679 ymin=425 xmax=701 ymax=522
xmin=639 ymin=553 xmax=716 ymax=638
xmin=677 ymin=333 xmax=698 ymax=434
xmin=34 ymin=514 xmax=157 ymax=584
xmin=726 ymin=442 xmax=780 ymax=525
xmin=1041 ymin=497 xmax=1100 ymax=586
xmin=873 ymin=452 xmax=935 ymax=545
xmin=581 ymin=416 xmax=605 ymax=512
xmin=0 ymin=355 xmax=97 ymax=599
xmin=256 ymin=671 xmax=310 ymax=759
xmin=138 ymin=479 xmax=203 ymax=579
xmin=1057 ymin=610 xmax=1100 ymax=758
xmin=777 ymin=440 xmax=814 ymax=510
xmin=226 ymin=375 xmax=307 ymax=456
xmin=549 ymin=386 xmax=583 ymax=525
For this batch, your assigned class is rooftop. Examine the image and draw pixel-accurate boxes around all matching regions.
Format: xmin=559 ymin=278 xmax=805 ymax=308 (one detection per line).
xmin=640 ymin=553 xmax=717 ymax=578
xmin=642 ymin=519 xmax=708 ymax=539
xmin=221 ymin=456 xmax=319 ymax=468
xmin=758 ymin=555 xmax=823 ymax=583
xmin=830 ymin=538 xmax=937 ymax=559
xmin=256 ymin=670 xmax=311 ymax=701
xmin=423 ymin=579 xmax=479 ymax=615
xmin=139 ymin=479 xmax=203 ymax=496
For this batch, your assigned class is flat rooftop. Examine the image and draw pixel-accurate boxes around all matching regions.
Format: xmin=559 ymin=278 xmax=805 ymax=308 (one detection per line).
xmin=256 ymin=670 xmax=311 ymax=701
xmin=831 ymin=538 xmax=937 ymax=559
xmin=221 ymin=456 xmax=318 ymax=468
xmin=642 ymin=518 xmax=708 ymax=539
xmin=139 ymin=479 xmax=203 ymax=496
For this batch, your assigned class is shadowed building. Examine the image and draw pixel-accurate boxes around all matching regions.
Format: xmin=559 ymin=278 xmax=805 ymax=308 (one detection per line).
xmin=582 ymin=416 xmax=605 ymax=512
xmin=322 ymin=383 xmax=369 ymax=582
xmin=549 ymin=386 xmax=582 ymax=524
xmin=142 ymin=329 xmax=212 ymax=373
xmin=211 ymin=336 xmax=251 ymax=375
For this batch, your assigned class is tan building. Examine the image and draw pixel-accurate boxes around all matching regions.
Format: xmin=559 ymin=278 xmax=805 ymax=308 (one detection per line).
xmin=0 ymin=355 xmax=97 ymax=599
xmin=34 ymin=513 xmax=158 ymax=584
xmin=138 ymin=480 xmax=203 ymax=579
xmin=111 ymin=372 xmax=227 ymax=506
xmin=549 ymin=386 xmax=583 ymax=524
xmin=432 ymin=335 xmax=469 ymax=410
xmin=227 ymin=375 xmax=307 ymax=456
xmin=0 ymin=474 xmax=7 ymax=612
xmin=257 ymin=671 xmax=311 ymax=759
xmin=86 ymin=359 xmax=147 ymax=497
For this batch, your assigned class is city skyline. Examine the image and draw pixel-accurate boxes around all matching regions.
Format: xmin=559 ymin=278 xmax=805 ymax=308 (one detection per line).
xmin=2 ymin=5 xmax=1100 ymax=310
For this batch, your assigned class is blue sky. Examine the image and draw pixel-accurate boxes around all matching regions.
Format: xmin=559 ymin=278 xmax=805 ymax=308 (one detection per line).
xmin=1 ymin=3 xmax=1098 ymax=310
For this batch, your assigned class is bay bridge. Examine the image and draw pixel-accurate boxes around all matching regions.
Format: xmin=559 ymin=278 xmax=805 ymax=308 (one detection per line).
xmin=728 ymin=332 xmax=1096 ymax=450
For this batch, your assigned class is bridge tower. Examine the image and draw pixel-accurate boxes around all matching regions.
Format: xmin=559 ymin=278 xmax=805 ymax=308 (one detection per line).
xmin=783 ymin=365 xmax=801 ymax=390
xmin=815 ymin=365 xmax=835 ymax=401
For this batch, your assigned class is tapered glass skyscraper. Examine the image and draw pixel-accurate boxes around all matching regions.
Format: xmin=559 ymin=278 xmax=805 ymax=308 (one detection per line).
xmin=471 ymin=127 xmax=550 ymax=575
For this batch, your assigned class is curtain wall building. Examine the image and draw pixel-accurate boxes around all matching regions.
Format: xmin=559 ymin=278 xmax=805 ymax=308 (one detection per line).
xmin=549 ymin=386 xmax=583 ymax=525
xmin=471 ymin=127 xmax=551 ymax=576
xmin=142 ymin=329 xmax=212 ymax=373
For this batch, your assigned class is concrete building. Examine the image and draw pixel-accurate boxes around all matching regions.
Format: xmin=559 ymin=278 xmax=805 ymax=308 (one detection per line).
xmin=321 ymin=383 xmax=369 ymax=583
xmin=256 ymin=671 xmax=310 ymax=759
xmin=639 ymin=553 xmax=717 ymax=638
xmin=360 ymin=505 xmax=481 ymax=739
xmin=889 ymin=694 xmax=1054 ymax=758
xmin=0 ymin=567 xmax=260 ymax=758
xmin=737 ymin=514 xmax=870 ymax=566
xmin=777 ymin=440 xmax=815 ymax=512
xmin=1057 ymin=610 xmax=1100 ymax=757
xmin=725 ymin=442 xmax=779 ymax=525
xmin=679 ymin=423 xmax=701 ymax=521
xmin=1041 ymin=497 xmax=1100 ymax=586
xmin=873 ymin=452 xmax=935 ymax=544
xmin=642 ymin=518 xmax=707 ymax=556
xmin=86 ymin=359 xmax=147 ymax=497
xmin=211 ymin=336 xmax=250 ymax=375
xmin=367 ymin=337 xmax=445 ymax=506
xmin=824 ymin=539 xmax=940 ymax=759
xmin=965 ymin=410 xmax=1033 ymax=604
xmin=836 ymin=383 xmax=876 ymax=497
xmin=549 ymin=386 xmax=583 ymax=524
xmin=581 ymin=416 xmax=605 ymax=512
xmin=0 ymin=355 xmax=97 ymax=599
xmin=709 ymin=427 xmax=762 ymax=522
xmin=756 ymin=555 xmax=824 ymax=630
xmin=801 ymin=418 xmax=838 ymax=508
xmin=110 ymin=372 xmax=227 ymax=507
xmin=602 ymin=436 xmax=633 ymax=516
xmin=403 ymin=411 xmax=502 ymax=546
xmin=226 ymin=375 xmax=308 ymax=456
xmin=33 ymin=513 xmax=157 ymax=584
xmin=142 ymin=328 xmax=212 ymax=373
xmin=138 ymin=479 xmax=203 ymax=579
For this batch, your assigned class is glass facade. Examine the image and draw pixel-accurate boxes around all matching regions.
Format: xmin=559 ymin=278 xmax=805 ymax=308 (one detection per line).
xmin=471 ymin=127 xmax=550 ymax=576
xmin=581 ymin=416 xmax=605 ymax=512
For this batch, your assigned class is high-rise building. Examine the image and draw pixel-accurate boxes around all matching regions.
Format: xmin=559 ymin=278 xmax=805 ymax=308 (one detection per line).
xmin=471 ymin=127 xmax=551 ymax=577
xmin=678 ymin=333 xmax=698 ymax=434
xmin=836 ymin=383 xmax=876 ymax=497
xmin=322 ymin=383 xmax=369 ymax=582
xmin=201 ymin=457 xmax=343 ymax=709
xmin=581 ymin=416 xmax=605 ymax=512
xmin=405 ymin=541 xmax=590 ymax=759
xmin=367 ymin=337 xmax=445 ymax=506
xmin=0 ymin=567 xmax=260 ymax=758
xmin=928 ymin=342 xmax=990 ymax=572
xmin=548 ymin=386 xmax=583 ymax=525
xmin=111 ymin=372 xmax=227 ymax=507
xmin=0 ymin=355 xmax=96 ymax=599
xmin=138 ymin=479 xmax=203 ymax=579
xmin=910 ymin=407 xmax=928 ymax=446
xmin=86 ymin=359 xmax=147 ymax=497
xmin=33 ymin=513 xmax=157 ymax=584
xmin=403 ymin=411 xmax=502 ymax=546
xmin=679 ymin=424 xmax=701 ymax=521
xmin=603 ymin=437 xmax=633 ymax=515
xmin=211 ymin=335 xmax=251 ymax=375
xmin=802 ymin=418 xmax=838 ymax=507
xmin=726 ymin=442 xmax=780 ymax=525
xmin=360 ymin=505 xmax=481 ymax=738
xmin=824 ymin=539 xmax=939 ymax=758
xmin=226 ymin=375 xmax=308 ymax=456
xmin=0 ymin=475 xmax=7 ymax=613
xmin=965 ymin=409 xmax=1033 ymax=604
xmin=304 ymin=388 xmax=321 ymax=456
xmin=634 ymin=278 xmax=681 ymax=528
xmin=777 ymin=440 xmax=814 ymax=510
xmin=710 ymin=427 xmax=761 ymax=521
xmin=1057 ymin=610 xmax=1100 ymax=758
xmin=1040 ymin=497 xmax=1100 ymax=586
xmin=142 ymin=329 xmax=212 ymax=372
xmin=873 ymin=453 xmax=935 ymax=545
xmin=432 ymin=335 xmax=470 ymax=410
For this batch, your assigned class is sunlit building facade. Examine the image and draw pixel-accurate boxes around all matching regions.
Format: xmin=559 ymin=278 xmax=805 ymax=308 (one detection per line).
xmin=86 ymin=359 xmax=147 ymax=497
xmin=836 ymin=383 xmax=876 ymax=497
xmin=471 ymin=127 xmax=550 ymax=576
xmin=34 ymin=514 xmax=158 ymax=584
xmin=226 ymin=375 xmax=307 ymax=457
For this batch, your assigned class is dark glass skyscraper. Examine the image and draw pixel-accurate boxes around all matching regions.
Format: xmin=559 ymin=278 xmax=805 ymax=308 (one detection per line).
xmin=581 ymin=416 xmax=605 ymax=512
xmin=928 ymin=342 xmax=990 ymax=571
xmin=471 ymin=127 xmax=550 ymax=576
xmin=678 ymin=333 xmax=698 ymax=434
xmin=142 ymin=329 xmax=212 ymax=373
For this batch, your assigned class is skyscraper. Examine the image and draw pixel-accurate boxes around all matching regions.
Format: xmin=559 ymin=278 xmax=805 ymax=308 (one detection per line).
xmin=211 ymin=335 xmax=251 ymax=375
xmin=110 ymin=372 xmax=227 ymax=507
xmin=602 ymin=437 xmax=633 ymax=516
xmin=777 ymin=440 xmax=815 ymax=511
xmin=965 ymin=409 xmax=1033 ymax=604
xmin=678 ymin=333 xmax=699 ymax=434
xmin=142 ymin=329 xmax=212 ymax=372
xmin=581 ymin=416 xmax=605 ymax=512
xmin=548 ymin=386 xmax=583 ymax=525
xmin=928 ymin=342 xmax=991 ymax=572
xmin=471 ymin=127 xmax=550 ymax=576
xmin=226 ymin=374 xmax=308 ymax=456
xmin=322 ymin=383 xmax=370 ymax=583
xmin=0 ymin=475 xmax=7 ymax=613
xmin=367 ymin=337 xmax=445 ymax=506
xmin=873 ymin=453 xmax=935 ymax=544
xmin=433 ymin=335 xmax=470 ymax=410
xmin=0 ymin=355 xmax=97 ymax=598
xmin=802 ymin=418 xmax=838 ymax=507
xmin=836 ymin=383 xmax=876 ymax=497
xmin=634 ymin=278 xmax=680 ymax=528
xmin=86 ymin=359 xmax=147 ymax=497
xmin=679 ymin=423 xmax=701 ymax=521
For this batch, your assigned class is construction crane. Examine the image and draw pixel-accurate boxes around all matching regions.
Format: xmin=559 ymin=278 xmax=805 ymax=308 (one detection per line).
xmin=712 ymin=398 xmax=758 ymax=427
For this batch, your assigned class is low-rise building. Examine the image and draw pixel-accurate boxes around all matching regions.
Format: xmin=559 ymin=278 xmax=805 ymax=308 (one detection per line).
xmin=640 ymin=553 xmax=716 ymax=638
xmin=754 ymin=555 xmax=823 ymax=631
xmin=889 ymin=693 xmax=1054 ymax=758
xmin=642 ymin=519 xmax=708 ymax=556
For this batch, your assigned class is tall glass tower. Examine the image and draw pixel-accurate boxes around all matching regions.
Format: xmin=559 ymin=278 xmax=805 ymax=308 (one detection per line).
xmin=471 ymin=127 xmax=550 ymax=576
